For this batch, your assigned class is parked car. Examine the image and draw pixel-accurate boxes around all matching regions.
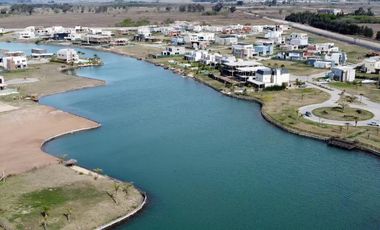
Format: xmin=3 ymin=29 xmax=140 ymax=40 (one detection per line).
xmin=305 ymin=111 xmax=312 ymax=117
xmin=367 ymin=121 xmax=380 ymax=126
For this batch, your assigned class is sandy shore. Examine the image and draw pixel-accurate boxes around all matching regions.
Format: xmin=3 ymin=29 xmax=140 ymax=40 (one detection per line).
xmin=0 ymin=105 xmax=99 ymax=175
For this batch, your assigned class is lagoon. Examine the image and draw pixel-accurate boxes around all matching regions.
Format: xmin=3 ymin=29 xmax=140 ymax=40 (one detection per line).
xmin=3 ymin=43 xmax=380 ymax=229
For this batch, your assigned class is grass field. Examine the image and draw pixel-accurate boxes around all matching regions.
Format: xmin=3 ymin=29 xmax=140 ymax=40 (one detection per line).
xmin=312 ymin=106 xmax=374 ymax=121
xmin=0 ymin=164 xmax=144 ymax=229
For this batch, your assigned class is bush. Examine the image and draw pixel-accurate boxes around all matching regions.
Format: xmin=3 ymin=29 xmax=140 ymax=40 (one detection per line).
xmin=263 ymin=84 xmax=286 ymax=91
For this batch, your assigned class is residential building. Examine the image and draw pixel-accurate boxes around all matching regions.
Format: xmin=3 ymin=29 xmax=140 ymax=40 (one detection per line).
xmin=17 ymin=30 xmax=35 ymax=39
xmin=330 ymin=66 xmax=355 ymax=82
xmin=56 ymin=48 xmax=79 ymax=63
xmin=112 ymin=38 xmax=129 ymax=46
xmin=171 ymin=37 xmax=185 ymax=46
xmin=161 ymin=46 xmax=186 ymax=56
xmin=289 ymin=33 xmax=308 ymax=47
xmin=324 ymin=52 xmax=347 ymax=66
xmin=317 ymin=8 xmax=343 ymax=15
xmin=308 ymin=43 xmax=339 ymax=54
xmin=31 ymin=48 xmax=54 ymax=59
xmin=232 ymin=43 xmax=255 ymax=59
xmin=248 ymin=68 xmax=290 ymax=89
xmin=215 ymin=35 xmax=238 ymax=46
xmin=2 ymin=51 xmax=28 ymax=71
xmin=313 ymin=60 xmax=333 ymax=69
xmin=254 ymin=45 xmax=273 ymax=56
xmin=362 ymin=56 xmax=380 ymax=74
xmin=83 ymin=34 xmax=111 ymax=45
xmin=220 ymin=60 xmax=262 ymax=77
xmin=277 ymin=51 xmax=304 ymax=61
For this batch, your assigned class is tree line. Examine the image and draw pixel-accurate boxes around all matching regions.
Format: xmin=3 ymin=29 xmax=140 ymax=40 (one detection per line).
xmin=285 ymin=11 xmax=375 ymax=38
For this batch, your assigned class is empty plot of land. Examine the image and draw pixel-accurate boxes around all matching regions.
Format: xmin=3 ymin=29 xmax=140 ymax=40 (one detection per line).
xmin=0 ymin=164 xmax=144 ymax=229
xmin=0 ymin=10 xmax=272 ymax=28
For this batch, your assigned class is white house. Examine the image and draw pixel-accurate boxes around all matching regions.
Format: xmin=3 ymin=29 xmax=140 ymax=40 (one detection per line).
xmin=161 ymin=46 xmax=186 ymax=56
xmin=330 ymin=66 xmax=355 ymax=82
xmin=248 ymin=68 xmax=290 ymax=89
xmin=314 ymin=60 xmax=332 ymax=69
xmin=362 ymin=56 xmax=380 ymax=74
xmin=184 ymin=50 xmax=208 ymax=62
xmin=56 ymin=48 xmax=79 ymax=63
xmin=232 ymin=43 xmax=255 ymax=59
xmin=65 ymin=32 xmax=82 ymax=41
xmin=264 ymin=30 xmax=282 ymax=39
xmin=289 ymin=33 xmax=308 ymax=46
xmin=215 ymin=35 xmax=238 ymax=46
xmin=183 ymin=32 xmax=215 ymax=44
xmin=324 ymin=52 xmax=347 ymax=66
xmin=17 ymin=30 xmax=36 ymax=39
xmin=2 ymin=51 xmax=28 ymax=71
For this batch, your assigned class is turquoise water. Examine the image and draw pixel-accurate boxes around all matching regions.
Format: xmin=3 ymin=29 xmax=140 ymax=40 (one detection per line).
xmin=3 ymin=43 xmax=380 ymax=229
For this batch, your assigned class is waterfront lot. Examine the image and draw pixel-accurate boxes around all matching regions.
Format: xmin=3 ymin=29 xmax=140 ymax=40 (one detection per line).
xmin=2 ymin=63 xmax=104 ymax=103
xmin=0 ymin=164 xmax=143 ymax=229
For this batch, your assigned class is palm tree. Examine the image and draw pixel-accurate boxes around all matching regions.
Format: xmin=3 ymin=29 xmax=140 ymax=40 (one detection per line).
xmin=63 ymin=208 xmax=72 ymax=222
xmin=40 ymin=207 xmax=49 ymax=230
xmin=40 ymin=217 xmax=48 ymax=230
xmin=114 ymin=182 xmax=121 ymax=194
xmin=106 ymin=191 xmax=117 ymax=204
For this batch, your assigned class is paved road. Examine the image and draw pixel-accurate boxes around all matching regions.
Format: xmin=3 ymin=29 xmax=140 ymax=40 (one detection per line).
xmin=299 ymin=82 xmax=380 ymax=127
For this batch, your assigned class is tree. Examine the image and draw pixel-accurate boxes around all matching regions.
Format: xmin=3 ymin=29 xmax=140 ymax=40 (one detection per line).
xmin=376 ymin=31 xmax=380 ymax=40
xmin=179 ymin=5 xmax=186 ymax=12
xmin=212 ymin=3 xmax=223 ymax=12
xmin=229 ymin=6 xmax=236 ymax=13
xmin=63 ymin=208 xmax=72 ymax=222
xmin=106 ymin=191 xmax=118 ymax=204
xmin=362 ymin=26 xmax=374 ymax=38
xmin=165 ymin=6 xmax=172 ymax=12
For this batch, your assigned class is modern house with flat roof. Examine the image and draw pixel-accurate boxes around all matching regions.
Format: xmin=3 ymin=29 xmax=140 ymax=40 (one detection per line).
xmin=330 ymin=66 xmax=355 ymax=82
xmin=248 ymin=68 xmax=290 ymax=89
xmin=232 ymin=43 xmax=255 ymax=59
xmin=362 ymin=56 xmax=380 ymax=74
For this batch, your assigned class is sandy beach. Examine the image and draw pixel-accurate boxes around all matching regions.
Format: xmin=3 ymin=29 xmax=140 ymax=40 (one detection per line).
xmin=0 ymin=105 xmax=99 ymax=175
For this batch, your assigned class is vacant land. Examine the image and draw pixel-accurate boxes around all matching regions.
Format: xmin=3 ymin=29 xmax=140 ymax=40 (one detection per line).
xmin=0 ymin=164 xmax=144 ymax=229
xmin=0 ymin=63 xmax=104 ymax=175
xmin=2 ymin=63 xmax=104 ymax=101
xmin=313 ymin=106 xmax=374 ymax=121
xmin=0 ymin=9 xmax=272 ymax=28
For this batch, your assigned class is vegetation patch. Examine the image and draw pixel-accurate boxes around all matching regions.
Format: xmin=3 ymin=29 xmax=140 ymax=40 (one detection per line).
xmin=312 ymin=107 xmax=374 ymax=121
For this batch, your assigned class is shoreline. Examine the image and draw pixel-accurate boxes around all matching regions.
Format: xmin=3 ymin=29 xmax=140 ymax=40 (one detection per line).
xmin=35 ymin=62 xmax=148 ymax=229
xmin=81 ymin=45 xmax=380 ymax=157
xmin=0 ymin=47 xmax=147 ymax=228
